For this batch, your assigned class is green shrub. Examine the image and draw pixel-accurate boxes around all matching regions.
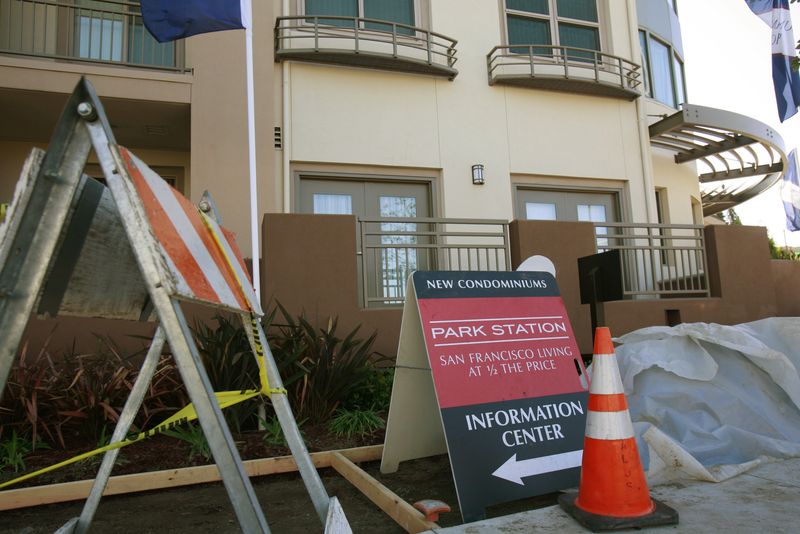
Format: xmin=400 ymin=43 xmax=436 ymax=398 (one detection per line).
xmin=258 ymin=415 xmax=307 ymax=448
xmin=0 ymin=430 xmax=48 ymax=473
xmin=163 ymin=422 xmax=212 ymax=462
xmin=328 ymin=408 xmax=385 ymax=439
xmin=268 ymin=304 xmax=377 ymax=424
xmin=343 ymin=366 xmax=394 ymax=412
xmin=192 ymin=314 xmax=261 ymax=433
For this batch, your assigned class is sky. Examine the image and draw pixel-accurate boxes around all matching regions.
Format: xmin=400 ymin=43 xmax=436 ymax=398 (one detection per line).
xmin=680 ymin=0 xmax=800 ymax=247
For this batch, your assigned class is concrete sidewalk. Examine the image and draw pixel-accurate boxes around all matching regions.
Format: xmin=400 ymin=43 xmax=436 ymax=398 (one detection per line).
xmin=425 ymin=457 xmax=800 ymax=533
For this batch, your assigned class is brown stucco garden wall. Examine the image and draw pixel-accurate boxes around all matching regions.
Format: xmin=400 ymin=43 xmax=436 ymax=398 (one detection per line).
xmin=772 ymin=259 xmax=800 ymax=317
xmin=15 ymin=217 xmax=797 ymax=362
xmin=509 ymin=221 xmax=782 ymax=353
xmin=261 ymin=213 xmax=402 ymax=358
xmin=259 ymin=216 xmax=795 ymax=358
xmin=509 ymin=220 xmax=596 ymax=352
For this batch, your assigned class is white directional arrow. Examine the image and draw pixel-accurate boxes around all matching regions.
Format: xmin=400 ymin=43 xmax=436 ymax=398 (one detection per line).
xmin=492 ymin=450 xmax=583 ymax=485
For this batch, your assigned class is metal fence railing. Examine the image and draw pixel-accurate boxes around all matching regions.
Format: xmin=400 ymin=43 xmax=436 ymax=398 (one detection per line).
xmin=487 ymin=44 xmax=641 ymax=93
xmin=596 ymin=222 xmax=710 ymax=298
xmin=275 ymin=15 xmax=458 ymax=72
xmin=0 ymin=0 xmax=186 ymax=71
xmin=358 ymin=217 xmax=511 ymax=307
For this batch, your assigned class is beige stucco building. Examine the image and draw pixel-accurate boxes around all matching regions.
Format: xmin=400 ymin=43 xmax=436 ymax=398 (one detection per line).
xmin=1 ymin=0 xmax=796 ymax=355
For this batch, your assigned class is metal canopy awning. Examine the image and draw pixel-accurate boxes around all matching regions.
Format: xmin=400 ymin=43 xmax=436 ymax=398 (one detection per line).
xmin=648 ymin=104 xmax=787 ymax=216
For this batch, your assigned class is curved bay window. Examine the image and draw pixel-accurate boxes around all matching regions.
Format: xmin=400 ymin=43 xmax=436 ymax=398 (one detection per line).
xmin=639 ymin=29 xmax=686 ymax=108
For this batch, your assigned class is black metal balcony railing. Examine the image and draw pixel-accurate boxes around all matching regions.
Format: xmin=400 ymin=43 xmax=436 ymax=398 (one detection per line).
xmin=358 ymin=217 xmax=511 ymax=307
xmin=0 ymin=0 xmax=187 ymax=71
xmin=595 ymin=222 xmax=710 ymax=298
xmin=487 ymin=45 xmax=642 ymax=100
xmin=275 ymin=16 xmax=458 ymax=79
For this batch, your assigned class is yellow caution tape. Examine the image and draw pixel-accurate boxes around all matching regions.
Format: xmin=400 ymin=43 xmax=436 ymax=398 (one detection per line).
xmin=198 ymin=211 xmax=274 ymax=395
xmin=0 ymin=389 xmax=260 ymax=490
xmin=0 ymin=210 xmax=289 ymax=491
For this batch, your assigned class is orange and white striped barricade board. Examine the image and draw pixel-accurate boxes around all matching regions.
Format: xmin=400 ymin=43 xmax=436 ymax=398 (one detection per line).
xmin=0 ymin=78 xmax=342 ymax=534
xmin=381 ymin=271 xmax=590 ymax=523
xmin=118 ymin=147 xmax=261 ymax=315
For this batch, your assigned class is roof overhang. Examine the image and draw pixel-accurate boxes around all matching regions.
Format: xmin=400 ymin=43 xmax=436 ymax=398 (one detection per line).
xmin=648 ymin=104 xmax=787 ymax=216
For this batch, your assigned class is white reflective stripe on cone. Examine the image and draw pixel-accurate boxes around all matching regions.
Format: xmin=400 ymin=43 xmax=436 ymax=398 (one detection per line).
xmin=589 ymin=353 xmax=625 ymax=395
xmin=585 ymin=410 xmax=635 ymax=440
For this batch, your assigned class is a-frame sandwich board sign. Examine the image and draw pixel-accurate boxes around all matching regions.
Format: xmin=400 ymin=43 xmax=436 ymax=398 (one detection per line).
xmin=381 ymin=271 xmax=590 ymax=523
xmin=0 ymin=78 xmax=348 ymax=533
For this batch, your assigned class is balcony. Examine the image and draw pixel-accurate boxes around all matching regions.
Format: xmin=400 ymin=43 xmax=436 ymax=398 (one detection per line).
xmin=595 ymin=222 xmax=710 ymax=298
xmin=358 ymin=217 xmax=511 ymax=307
xmin=274 ymin=16 xmax=458 ymax=80
xmin=487 ymin=45 xmax=642 ymax=100
xmin=0 ymin=0 xmax=186 ymax=72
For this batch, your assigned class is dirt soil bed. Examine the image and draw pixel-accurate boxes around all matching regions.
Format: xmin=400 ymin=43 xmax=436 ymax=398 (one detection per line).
xmin=0 ymin=428 xmax=559 ymax=533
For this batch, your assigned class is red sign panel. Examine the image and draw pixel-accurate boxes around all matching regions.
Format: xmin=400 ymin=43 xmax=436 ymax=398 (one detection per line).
xmin=413 ymin=271 xmax=589 ymax=523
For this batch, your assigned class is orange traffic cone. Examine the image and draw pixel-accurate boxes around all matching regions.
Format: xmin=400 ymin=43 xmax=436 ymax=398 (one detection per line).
xmin=558 ymin=327 xmax=678 ymax=531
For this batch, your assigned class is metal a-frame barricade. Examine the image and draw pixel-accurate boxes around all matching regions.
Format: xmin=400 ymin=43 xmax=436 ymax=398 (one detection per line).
xmin=0 ymin=78 xmax=349 ymax=533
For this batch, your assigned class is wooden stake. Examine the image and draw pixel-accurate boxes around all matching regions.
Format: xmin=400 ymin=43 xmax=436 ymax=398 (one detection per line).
xmin=0 ymin=445 xmax=382 ymax=512
xmin=330 ymin=452 xmax=439 ymax=534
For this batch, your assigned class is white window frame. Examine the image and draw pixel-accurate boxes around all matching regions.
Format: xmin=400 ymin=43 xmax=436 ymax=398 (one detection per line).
xmin=503 ymin=0 xmax=604 ymax=54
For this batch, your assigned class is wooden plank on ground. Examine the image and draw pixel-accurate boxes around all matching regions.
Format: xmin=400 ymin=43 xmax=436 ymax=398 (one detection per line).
xmin=0 ymin=445 xmax=382 ymax=511
xmin=330 ymin=451 xmax=439 ymax=534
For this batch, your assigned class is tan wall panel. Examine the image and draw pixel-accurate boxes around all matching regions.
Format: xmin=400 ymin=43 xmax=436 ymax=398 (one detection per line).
xmin=430 ymin=0 xmax=513 ymax=220
xmin=289 ymin=64 xmax=441 ymax=169
xmin=507 ymin=92 xmax=630 ymax=180
xmin=187 ymin=8 xmax=275 ymax=250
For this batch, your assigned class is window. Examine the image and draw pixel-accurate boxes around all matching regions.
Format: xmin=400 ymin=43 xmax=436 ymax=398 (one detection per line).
xmin=638 ymin=30 xmax=686 ymax=108
xmin=312 ymin=193 xmax=353 ymax=214
xmin=517 ymin=188 xmax=619 ymax=225
xmin=305 ymin=0 xmax=416 ymax=35
xmin=379 ymin=196 xmax=418 ymax=302
xmin=638 ymin=31 xmax=651 ymax=97
xmin=75 ymin=1 xmax=123 ymax=62
xmin=73 ymin=1 xmax=176 ymax=67
xmin=505 ymin=0 xmax=600 ymax=60
xmin=649 ymin=37 xmax=674 ymax=107
xmin=525 ymin=202 xmax=557 ymax=220
xmin=673 ymin=55 xmax=686 ymax=107
xmin=577 ymin=203 xmax=608 ymax=247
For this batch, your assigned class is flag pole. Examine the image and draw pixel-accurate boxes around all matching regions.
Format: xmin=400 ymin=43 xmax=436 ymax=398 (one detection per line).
xmin=244 ymin=1 xmax=260 ymax=298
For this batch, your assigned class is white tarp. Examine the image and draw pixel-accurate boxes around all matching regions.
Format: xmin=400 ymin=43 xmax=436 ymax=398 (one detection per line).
xmin=609 ymin=318 xmax=800 ymax=482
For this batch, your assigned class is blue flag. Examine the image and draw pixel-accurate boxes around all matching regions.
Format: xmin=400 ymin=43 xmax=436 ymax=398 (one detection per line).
xmin=140 ymin=0 xmax=250 ymax=43
xmin=745 ymin=0 xmax=800 ymax=122
xmin=783 ymin=150 xmax=800 ymax=231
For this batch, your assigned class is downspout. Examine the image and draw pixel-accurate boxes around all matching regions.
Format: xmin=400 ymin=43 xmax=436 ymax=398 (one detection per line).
xmin=626 ymin=0 xmax=657 ymax=224
xmin=282 ymin=0 xmax=292 ymax=213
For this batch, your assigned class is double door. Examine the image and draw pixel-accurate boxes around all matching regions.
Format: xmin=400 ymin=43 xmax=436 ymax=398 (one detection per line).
xmin=517 ymin=188 xmax=619 ymax=247
xmin=299 ymin=178 xmax=431 ymax=306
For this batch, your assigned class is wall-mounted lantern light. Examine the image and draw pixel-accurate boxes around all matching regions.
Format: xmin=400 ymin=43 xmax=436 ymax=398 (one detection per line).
xmin=471 ymin=164 xmax=485 ymax=185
